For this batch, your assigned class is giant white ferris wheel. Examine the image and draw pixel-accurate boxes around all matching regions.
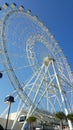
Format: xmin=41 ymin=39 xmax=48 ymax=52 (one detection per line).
xmin=0 ymin=3 xmax=73 ymax=130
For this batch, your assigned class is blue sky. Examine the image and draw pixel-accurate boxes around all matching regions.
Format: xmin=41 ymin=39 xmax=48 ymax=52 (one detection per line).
xmin=0 ymin=0 xmax=73 ymax=114
xmin=0 ymin=0 xmax=72 ymax=68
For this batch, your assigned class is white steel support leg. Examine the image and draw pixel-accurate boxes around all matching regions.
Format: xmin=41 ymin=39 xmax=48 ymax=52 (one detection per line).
xmin=21 ymin=63 xmax=52 ymax=130
xmin=23 ymin=67 xmax=42 ymax=91
xmin=21 ymin=105 xmax=34 ymax=130
xmin=31 ymin=76 xmax=55 ymax=115
xmin=46 ymin=91 xmax=49 ymax=112
xmin=32 ymin=64 xmax=49 ymax=105
xmin=21 ymin=64 xmax=45 ymax=130
xmin=26 ymin=64 xmax=44 ymax=99
xmin=11 ymin=101 xmax=24 ymax=129
xmin=52 ymin=61 xmax=73 ymax=130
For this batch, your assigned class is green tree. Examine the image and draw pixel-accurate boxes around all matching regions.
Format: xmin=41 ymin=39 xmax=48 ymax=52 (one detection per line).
xmin=67 ymin=113 xmax=73 ymax=123
xmin=55 ymin=112 xmax=66 ymax=130
xmin=26 ymin=116 xmax=37 ymax=130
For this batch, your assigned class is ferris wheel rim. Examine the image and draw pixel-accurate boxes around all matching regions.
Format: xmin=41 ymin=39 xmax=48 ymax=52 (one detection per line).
xmin=0 ymin=4 xmax=73 ymax=116
xmin=0 ymin=9 xmax=56 ymax=115
xmin=0 ymin=8 xmax=36 ymax=109
xmin=1 ymin=6 xmax=72 ymax=82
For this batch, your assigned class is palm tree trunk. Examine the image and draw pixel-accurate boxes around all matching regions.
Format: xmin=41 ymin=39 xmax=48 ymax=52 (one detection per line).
xmin=30 ymin=123 xmax=33 ymax=130
xmin=59 ymin=120 xmax=63 ymax=130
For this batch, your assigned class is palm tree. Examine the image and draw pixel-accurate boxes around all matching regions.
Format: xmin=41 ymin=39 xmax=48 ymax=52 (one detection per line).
xmin=67 ymin=113 xmax=73 ymax=123
xmin=55 ymin=111 xmax=73 ymax=130
xmin=26 ymin=115 xmax=37 ymax=130
xmin=55 ymin=112 xmax=66 ymax=130
xmin=66 ymin=113 xmax=73 ymax=130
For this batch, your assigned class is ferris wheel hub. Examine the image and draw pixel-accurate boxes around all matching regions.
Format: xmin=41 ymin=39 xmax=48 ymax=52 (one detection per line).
xmin=43 ymin=56 xmax=54 ymax=66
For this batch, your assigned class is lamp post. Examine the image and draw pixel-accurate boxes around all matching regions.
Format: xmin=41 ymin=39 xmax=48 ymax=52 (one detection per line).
xmin=4 ymin=95 xmax=15 ymax=130
xmin=0 ymin=72 xmax=3 ymax=78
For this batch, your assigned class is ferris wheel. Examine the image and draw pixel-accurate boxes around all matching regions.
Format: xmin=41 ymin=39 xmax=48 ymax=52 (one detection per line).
xmin=0 ymin=3 xmax=73 ymax=130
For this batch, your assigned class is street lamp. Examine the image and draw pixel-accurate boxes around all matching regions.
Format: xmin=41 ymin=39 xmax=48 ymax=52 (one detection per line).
xmin=4 ymin=95 xmax=15 ymax=130
xmin=0 ymin=72 xmax=3 ymax=78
